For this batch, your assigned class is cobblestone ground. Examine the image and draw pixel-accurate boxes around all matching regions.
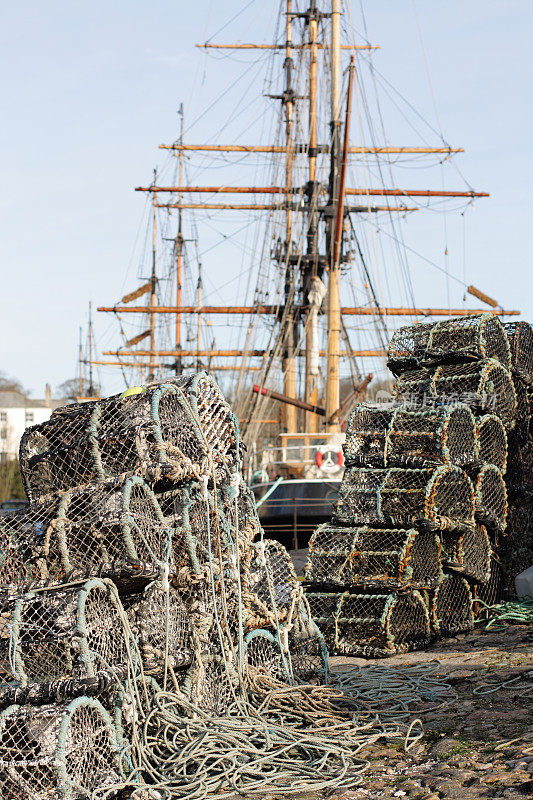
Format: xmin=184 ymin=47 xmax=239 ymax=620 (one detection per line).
xmin=325 ymin=623 xmax=533 ymax=800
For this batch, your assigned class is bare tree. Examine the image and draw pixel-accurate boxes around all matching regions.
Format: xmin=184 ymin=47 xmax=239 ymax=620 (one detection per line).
xmin=55 ymin=378 xmax=101 ymax=401
xmin=0 ymin=371 xmax=27 ymax=395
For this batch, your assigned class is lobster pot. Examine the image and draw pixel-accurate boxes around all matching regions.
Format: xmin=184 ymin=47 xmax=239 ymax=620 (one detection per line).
xmin=385 ymin=403 xmax=477 ymax=468
xmin=388 ymin=314 xmax=511 ymax=373
xmin=156 ymin=482 xmax=248 ymax=580
xmin=343 ymin=403 xmax=395 ymax=467
xmin=124 ymin=583 xmax=193 ymax=675
xmin=0 ymin=506 xmax=56 ymax=588
xmin=164 ymin=372 xmax=241 ymax=471
xmin=305 ymin=524 xmax=442 ymax=590
xmin=333 ymin=466 xmax=475 ymax=532
xmin=58 ymin=477 xmax=176 ymax=583
xmin=306 ymin=591 xmax=430 ymax=658
xmin=394 ymin=359 xmax=517 ymax=430
xmin=466 ymin=464 xmax=508 ymax=531
xmin=0 ymin=579 xmax=128 ymax=688
xmin=505 ymin=432 xmax=533 ymax=497
xmin=473 ymin=556 xmax=506 ymax=616
xmin=305 ymin=524 xmax=358 ymax=585
xmin=219 ymin=480 xmax=261 ymax=552
xmin=343 ymin=402 xmax=477 ymax=468
xmin=475 ymin=414 xmax=507 ymax=473
xmin=431 ymin=574 xmax=474 ymax=636
xmin=187 ymin=653 xmax=240 ymax=716
xmin=0 ymin=477 xmax=176 ymax=588
xmin=499 ymin=502 xmax=533 ymax=592
xmin=243 ymin=629 xmax=287 ymax=682
xmin=245 ymin=540 xmax=299 ymax=628
xmin=513 ymin=378 xmax=531 ymax=440
xmin=0 ymin=698 xmax=120 ymax=800
xmin=387 ymin=322 xmax=435 ymax=374
xmin=504 ymin=501 xmax=532 ymax=545
xmin=503 ymin=321 xmax=533 ymax=384
xmin=19 ymin=373 xmax=240 ymax=503
xmin=441 ymin=525 xmax=492 ymax=584
xmin=288 ymin=601 xmax=329 ymax=681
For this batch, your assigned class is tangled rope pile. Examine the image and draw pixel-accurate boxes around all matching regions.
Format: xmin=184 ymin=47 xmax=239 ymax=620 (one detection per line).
xmin=97 ymin=659 xmax=442 ymax=799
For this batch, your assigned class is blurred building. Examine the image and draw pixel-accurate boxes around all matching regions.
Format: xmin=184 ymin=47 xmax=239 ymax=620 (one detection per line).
xmin=0 ymin=385 xmax=59 ymax=462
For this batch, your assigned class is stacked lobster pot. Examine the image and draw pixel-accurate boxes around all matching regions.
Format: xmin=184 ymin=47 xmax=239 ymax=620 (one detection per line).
xmin=1 ymin=372 xmax=324 ymax=797
xmin=305 ymin=314 xmax=519 ymax=656
xmin=498 ymin=322 xmax=533 ymax=593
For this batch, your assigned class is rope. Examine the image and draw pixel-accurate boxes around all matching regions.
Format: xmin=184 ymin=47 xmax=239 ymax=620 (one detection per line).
xmin=476 ymin=596 xmax=533 ymax=629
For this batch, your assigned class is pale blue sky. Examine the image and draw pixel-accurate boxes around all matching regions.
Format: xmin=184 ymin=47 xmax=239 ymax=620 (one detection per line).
xmin=0 ymin=1 xmax=531 ymax=397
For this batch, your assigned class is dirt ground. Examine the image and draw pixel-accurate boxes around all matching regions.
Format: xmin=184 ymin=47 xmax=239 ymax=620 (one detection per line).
xmin=325 ymin=622 xmax=533 ymax=800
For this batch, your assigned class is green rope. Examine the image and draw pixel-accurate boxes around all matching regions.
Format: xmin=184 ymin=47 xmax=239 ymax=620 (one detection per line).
xmin=477 ymin=596 xmax=533 ymax=629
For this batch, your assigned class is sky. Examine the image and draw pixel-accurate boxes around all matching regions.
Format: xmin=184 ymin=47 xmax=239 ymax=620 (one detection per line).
xmin=0 ymin=0 xmax=531 ymax=398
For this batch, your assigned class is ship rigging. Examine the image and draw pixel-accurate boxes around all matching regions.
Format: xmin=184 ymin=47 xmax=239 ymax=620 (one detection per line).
xmin=89 ymin=0 xmax=517 ymax=543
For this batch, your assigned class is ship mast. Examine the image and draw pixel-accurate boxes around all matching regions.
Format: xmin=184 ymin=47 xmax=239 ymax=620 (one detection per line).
xmin=175 ymin=104 xmax=184 ymax=374
xmin=325 ymin=0 xmax=342 ymax=432
xmin=282 ymin=0 xmax=297 ymax=433
xmin=149 ymin=168 xmax=158 ymax=382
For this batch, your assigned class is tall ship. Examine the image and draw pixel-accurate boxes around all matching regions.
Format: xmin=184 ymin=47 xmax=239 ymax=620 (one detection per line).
xmin=91 ymin=1 xmax=517 ymax=548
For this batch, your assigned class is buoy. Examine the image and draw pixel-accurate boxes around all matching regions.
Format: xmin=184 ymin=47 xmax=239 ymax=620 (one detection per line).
xmin=120 ymin=386 xmax=146 ymax=399
xmin=315 ymin=447 xmax=344 ymax=471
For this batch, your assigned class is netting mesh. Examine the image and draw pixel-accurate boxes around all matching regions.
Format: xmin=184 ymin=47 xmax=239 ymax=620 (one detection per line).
xmin=386 ymin=404 xmax=477 ymax=468
xmin=0 ymin=579 xmax=127 ymax=688
xmin=0 ymin=698 xmax=119 ymax=799
xmin=155 ymin=481 xmax=252 ymax=582
xmin=512 ymin=377 xmax=531 ymax=439
xmin=305 ymin=524 xmax=442 ymax=590
xmin=388 ymin=314 xmax=511 ymax=373
xmin=387 ymin=322 xmax=435 ymax=374
xmin=431 ymin=574 xmax=474 ymax=636
xmin=499 ymin=502 xmax=533 ymax=592
xmin=505 ymin=430 xmax=533 ymax=498
xmin=305 ymin=591 xmax=430 ymax=658
xmin=19 ymin=373 xmax=241 ymax=503
xmin=475 ymin=414 xmax=508 ymax=473
xmin=244 ymin=630 xmax=285 ymax=681
xmin=473 ymin=555 xmax=506 ymax=616
xmin=466 ymin=464 xmax=508 ymax=531
xmin=343 ymin=402 xmax=477 ymax=469
xmin=442 ymin=525 xmax=492 ymax=584
xmin=461 ymin=524 xmax=492 ymax=584
xmin=188 ymin=654 xmax=240 ymax=716
xmin=288 ymin=605 xmax=328 ymax=681
xmin=245 ymin=539 xmax=299 ymax=628
xmin=394 ymin=359 xmax=517 ymax=430
xmin=0 ymin=477 xmax=175 ymax=589
xmin=503 ymin=321 xmax=533 ymax=384
xmin=333 ymin=465 xmax=475 ymax=532
xmin=0 ymin=507 xmax=54 ymax=587
xmin=343 ymin=404 xmax=393 ymax=467
xmin=124 ymin=583 xmax=193 ymax=674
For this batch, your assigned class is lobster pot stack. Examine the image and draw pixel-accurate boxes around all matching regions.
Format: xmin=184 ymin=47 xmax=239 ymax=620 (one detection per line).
xmin=1 ymin=372 xmax=324 ymax=795
xmin=304 ymin=314 xmax=520 ymax=655
xmin=0 ymin=373 xmax=235 ymax=796
xmin=497 ymin=322 xmax=533 ymax=592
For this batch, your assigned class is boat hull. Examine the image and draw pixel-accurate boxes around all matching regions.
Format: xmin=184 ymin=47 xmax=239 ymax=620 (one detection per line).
xmin=252 ymin=478 xmax=340 ymax=549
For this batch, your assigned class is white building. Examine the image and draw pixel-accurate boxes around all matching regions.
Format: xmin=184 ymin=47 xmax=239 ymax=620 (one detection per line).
xmin=0 ymin=389 xmax=54 ymax=462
